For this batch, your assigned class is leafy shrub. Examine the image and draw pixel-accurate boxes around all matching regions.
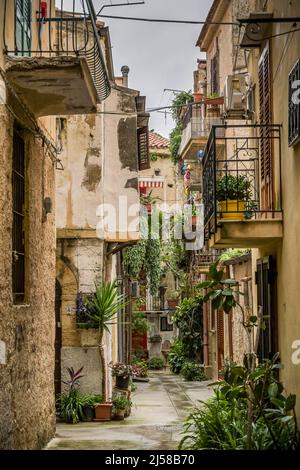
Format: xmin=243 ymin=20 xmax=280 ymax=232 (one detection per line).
xmin=180 ymin=361 xmax=205 ymax=382
xmin=132 ymin=311 xmax=148 ymax=334
xmin=180 ymin=356 xmax=300 ymax=450
xmin=148 ymin=356 xmax=164 ymax=370
xmin=112 ymin=394 xmax=129 ymax=412
xmin=173 ymin=296 xmax=203 ymax=360
xmin=168 ymin=340 xmax=187 ymax=374
xmin=132 ymin=360 xmax=149 ymax=378
xmin=216 ymin=174 xmax=252 ymax=202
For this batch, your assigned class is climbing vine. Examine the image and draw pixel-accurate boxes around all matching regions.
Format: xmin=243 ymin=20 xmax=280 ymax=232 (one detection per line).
xmin=169 ymin=90 xmax=193 ymax=164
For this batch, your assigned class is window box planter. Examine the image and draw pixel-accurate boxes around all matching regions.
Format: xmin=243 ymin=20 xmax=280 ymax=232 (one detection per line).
xmin=219 ymin=200 xmax=246 ymax=220
xmin=149 ymin=334 xmax=162 ymax=343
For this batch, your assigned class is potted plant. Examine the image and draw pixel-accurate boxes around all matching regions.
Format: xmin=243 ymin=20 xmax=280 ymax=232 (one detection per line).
xmin=216 ymin=174 xmax=252 ymax=221
xmin=85 ymin=281 xmax=127 ymax=421
xmin=112 ymin=394 xmax=129 ymax=421
xmin=82 ymin=394 xmax=103 ymax=422
xmin=167 ymin=290 xmax=180 ymax=310
xmin=192 ymin=206 xmax=198 ymax=226
xmin=57 ymin=367 xmax=85 ymax=424
xmin=110 ymin=362 xmax=132 ymax=390
xmin=140 ymin=190 xmax=161 ymax=214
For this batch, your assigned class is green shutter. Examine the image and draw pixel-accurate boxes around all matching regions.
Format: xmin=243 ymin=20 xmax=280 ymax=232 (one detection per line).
xmin=15 ymin=0 xmax=32 ymax=56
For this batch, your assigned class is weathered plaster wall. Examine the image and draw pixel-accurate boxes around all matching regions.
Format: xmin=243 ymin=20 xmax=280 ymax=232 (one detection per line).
xmin=250 ymin=0 xmax=300 ymax=420
xmin=0 ymin=105 xmax=56 ymax=449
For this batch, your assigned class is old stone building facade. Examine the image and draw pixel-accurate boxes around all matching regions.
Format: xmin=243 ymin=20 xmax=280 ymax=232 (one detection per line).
xmin=0 ymin=0 xmax=111 ymax=449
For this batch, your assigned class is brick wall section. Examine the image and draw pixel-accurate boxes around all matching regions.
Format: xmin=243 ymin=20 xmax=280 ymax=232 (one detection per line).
xmin=0 ymin=105 xmax=56 ymax=449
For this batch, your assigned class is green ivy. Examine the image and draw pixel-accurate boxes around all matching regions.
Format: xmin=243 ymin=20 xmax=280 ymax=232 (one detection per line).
xmin=146 ymin=239 xmax=161 ymax=295
xmin=123 ymin=241 xmax=147 ymax=279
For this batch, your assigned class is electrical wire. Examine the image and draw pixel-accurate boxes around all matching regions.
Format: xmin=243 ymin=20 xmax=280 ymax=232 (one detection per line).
xmin=97 ymin=14 xmax=239 ymax=26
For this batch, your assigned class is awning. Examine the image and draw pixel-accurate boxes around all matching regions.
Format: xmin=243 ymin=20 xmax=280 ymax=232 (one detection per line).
xmin=139 ymin=177 xmax=165 ymax=189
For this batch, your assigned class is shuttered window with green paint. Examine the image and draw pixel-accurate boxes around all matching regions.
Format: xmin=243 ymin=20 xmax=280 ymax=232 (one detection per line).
xmin=15 ymin=0 xmax=32 ymax=56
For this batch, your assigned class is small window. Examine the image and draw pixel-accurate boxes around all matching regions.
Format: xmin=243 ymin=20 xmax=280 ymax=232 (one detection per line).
xmin=12 ymin=129 xmax=26 ymax=304
xmin=137 ymin=126 xmax=150 ymax=170
xmin=288 ymin=59 xmax=300 ymax=147
xmin=160 ymin=316 xmax=173 ymax=332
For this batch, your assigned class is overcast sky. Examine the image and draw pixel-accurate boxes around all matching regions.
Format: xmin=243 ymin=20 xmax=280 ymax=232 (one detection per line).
xmin=61 ymin=0 xmax=213 ymax=137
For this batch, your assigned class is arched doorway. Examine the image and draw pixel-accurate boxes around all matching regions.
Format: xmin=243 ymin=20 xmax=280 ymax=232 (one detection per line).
xmin=55 ymin=280 xmax=62 ymax=396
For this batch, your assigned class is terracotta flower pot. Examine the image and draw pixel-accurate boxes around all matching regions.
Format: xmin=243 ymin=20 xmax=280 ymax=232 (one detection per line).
xmin=167 ymin=299 xmax=178 ymax=310
xmin=94 ymin=403 xmax=112 ymax=422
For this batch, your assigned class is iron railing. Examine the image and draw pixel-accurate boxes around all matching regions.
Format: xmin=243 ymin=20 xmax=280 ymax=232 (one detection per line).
xmin=147 ymin=288 xmax=169 ymax=312
xmin=194 ymin=249 xmax=223 ymax=267
xmin=179 ymin=103 xmax=223 ymax=157
xmin=202 ymin=124 xmax=282 ymax=241
xmin=3 ymin=0 xmax=111 ymax=102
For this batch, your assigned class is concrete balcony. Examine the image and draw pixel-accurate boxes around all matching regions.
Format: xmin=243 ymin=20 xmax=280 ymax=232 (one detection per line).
xmin=3 ymin=1 xmax=111 ymax=116
xmin=179 ymin=116 xmax=222 ymax=161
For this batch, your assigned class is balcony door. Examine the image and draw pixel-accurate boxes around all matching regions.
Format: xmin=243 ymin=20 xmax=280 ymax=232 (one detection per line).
xmin=15 ymin=0 xmax=32 ymax=56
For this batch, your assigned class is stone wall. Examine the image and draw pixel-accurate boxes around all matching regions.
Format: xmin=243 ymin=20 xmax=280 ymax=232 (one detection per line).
xmin=0 ymin=105 xmax=56 ymax=449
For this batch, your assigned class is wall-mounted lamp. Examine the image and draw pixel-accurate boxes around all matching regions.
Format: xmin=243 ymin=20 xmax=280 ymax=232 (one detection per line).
xmin=43 ymin=197 xmax=52 ymax=222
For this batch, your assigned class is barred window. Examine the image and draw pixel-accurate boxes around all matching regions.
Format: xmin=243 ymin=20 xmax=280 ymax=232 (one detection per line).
xmin=160 ymin=317 xmax=173 ymax=332
xmin=288 ymin=59 xmax=300 ymax=147
xmin=12 ymin=130 xmax=26 ymax=304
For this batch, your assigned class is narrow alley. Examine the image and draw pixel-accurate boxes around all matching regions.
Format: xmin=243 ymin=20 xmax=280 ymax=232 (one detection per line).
xmin=46 ymin=372 xmax=212 ymax=451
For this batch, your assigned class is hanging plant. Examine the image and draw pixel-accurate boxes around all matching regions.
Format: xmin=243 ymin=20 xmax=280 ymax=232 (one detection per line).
xmin=123 ymin=241 xmax=147 ymax=279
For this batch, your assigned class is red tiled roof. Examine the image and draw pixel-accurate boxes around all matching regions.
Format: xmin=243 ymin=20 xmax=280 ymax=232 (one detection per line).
xmin=149 ymin=132 xmax=170 ymax=149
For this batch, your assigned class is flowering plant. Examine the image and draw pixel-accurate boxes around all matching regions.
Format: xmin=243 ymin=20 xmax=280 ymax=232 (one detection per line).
xmin=109 ymin=362 xmax=132 ymax=379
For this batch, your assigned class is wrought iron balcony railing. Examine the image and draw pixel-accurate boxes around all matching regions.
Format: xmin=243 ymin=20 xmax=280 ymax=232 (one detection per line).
xmin=202 ymin=124 xmax=282 ymax=242
xmin=3 ymin=0 xmax=111 ymax=102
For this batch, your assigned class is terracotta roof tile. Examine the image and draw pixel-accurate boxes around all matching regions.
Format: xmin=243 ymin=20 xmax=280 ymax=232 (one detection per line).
xmin=149 ymin=132 xmax=170 ymax=149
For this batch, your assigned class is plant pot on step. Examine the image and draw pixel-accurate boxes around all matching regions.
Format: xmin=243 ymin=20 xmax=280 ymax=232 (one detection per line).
xmin=116 ymin=376 xmax=130 ymax=389
xmin=113 ymin=409 xmax=126 ymax=421
xmin=82 ymin=404 xmax=95 ymax=422
xmin=94 ymin=403 xmax=112 ymax=422
xmin=219 ymin=200 xmax=246 ymax=220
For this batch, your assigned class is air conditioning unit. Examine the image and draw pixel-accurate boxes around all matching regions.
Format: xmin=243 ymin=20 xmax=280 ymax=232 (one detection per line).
xmin=131 ymin=281 xmax=140 ymax=299
xmin=223 ymin=74 xmax=247 ymax=117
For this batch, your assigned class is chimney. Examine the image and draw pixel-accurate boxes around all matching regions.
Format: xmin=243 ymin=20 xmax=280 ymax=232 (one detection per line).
xmin=121 ymin=65 xmax=130 ymax=87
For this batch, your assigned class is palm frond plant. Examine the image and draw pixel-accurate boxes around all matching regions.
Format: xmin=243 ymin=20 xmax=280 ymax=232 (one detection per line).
xmin=85 ymin=281 xmax=127 ymax=404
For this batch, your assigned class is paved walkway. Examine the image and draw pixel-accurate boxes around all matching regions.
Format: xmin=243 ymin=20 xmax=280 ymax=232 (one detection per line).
xmin=46 ymin=371 xmax=212 ymax=450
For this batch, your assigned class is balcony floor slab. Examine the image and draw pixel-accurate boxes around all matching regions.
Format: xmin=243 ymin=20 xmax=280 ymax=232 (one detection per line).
xmin=5 ymin=56 xmax=98 ymax=116
xmin=208 ymin=218 xmax=283 ymax=249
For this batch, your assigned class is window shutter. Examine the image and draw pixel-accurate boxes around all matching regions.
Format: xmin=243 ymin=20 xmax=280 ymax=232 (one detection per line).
xmin=258 ymin=42 xmax=273 ymax=210
xmin=288 ymin=59 xmax=300 ymax=146
xmin=137 ymin=126 xmax=150 ymax=171
xmin=16 ymin=0 xmax=32 ymax=56
xmin=217 ymin=310 xmax=224 ymax=376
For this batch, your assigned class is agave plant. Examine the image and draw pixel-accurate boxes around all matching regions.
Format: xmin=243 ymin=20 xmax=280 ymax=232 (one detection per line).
xmin=84 ymin=281 xmax=127 ymax=402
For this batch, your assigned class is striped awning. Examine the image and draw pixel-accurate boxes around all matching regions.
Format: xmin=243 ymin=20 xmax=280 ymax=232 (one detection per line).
xmin=139 ymin=177 xmax=164 ymax=189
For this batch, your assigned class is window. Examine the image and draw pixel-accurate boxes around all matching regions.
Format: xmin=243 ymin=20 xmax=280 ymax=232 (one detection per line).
xmin=15 ymin=0 xmax=32 ymax=56
xmin=160 ymin=316 xmax=173 ymax=332
xmin=12 ymin=129 xmax=26 ymax=304
xmin=256 ymin=256 xmax=277 ymax=361
xmin=137 ymin=126 xmax=150 ymax=170
xmin=288 ymin=59 xmax=300 ymax=147
xmin=211 ymin=52 xmax=219 ymax=95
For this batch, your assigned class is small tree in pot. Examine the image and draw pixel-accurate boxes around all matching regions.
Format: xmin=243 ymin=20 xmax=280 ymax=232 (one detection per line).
xmin=85 ymin=281 xmax=127 ymax=421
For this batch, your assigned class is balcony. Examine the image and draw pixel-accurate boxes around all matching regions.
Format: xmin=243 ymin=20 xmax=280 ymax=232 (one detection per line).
xmin=203 ymin=124 xmax=283 ymax=248
xmin=179 ymin=103 xmax=223 ymax=161
xmin=193 ymin=249 xmax=223 ymax=274
xmin=3 ymin=0 xmax=111 ymax=116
